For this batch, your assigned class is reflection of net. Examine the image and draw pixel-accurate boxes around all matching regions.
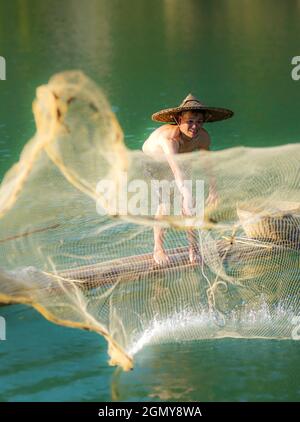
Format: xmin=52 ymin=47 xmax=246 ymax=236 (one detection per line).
xmin=0 ymin=71 xmax=299 ymax=370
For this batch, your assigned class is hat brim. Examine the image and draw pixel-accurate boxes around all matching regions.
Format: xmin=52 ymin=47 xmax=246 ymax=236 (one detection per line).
xmin=152 ymin=106 xmax=234 ymax=123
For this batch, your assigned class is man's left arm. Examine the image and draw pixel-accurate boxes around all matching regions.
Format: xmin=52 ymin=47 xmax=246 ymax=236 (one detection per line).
xmin=199 ymin=130 xmax=218 ymax=206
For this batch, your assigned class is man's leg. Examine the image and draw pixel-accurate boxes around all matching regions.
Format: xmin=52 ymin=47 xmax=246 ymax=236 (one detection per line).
xmin=182 ymin=202 xmax=201 ymax=264
xmin=187 ymin=228 xmax=201 ymax=264
xmin=153 ymin=203 xmax=170 ymax=265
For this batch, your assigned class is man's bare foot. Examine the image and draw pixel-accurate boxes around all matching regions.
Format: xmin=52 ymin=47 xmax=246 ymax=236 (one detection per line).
xmin=189 ymin=248 xmax=202 ymax=264
xmin=153 ymin=249 xmax=170 ymax=265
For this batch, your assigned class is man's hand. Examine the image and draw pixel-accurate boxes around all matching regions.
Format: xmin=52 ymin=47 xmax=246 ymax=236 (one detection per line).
xmin=181 ymin=186 xmax=195 ymax=217
xmin=206 ymin=185 xmax=219 ymax=207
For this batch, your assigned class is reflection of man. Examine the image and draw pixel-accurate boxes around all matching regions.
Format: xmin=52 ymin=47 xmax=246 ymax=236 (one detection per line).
xmin=143 ymin=94 xmax=233 ymax=265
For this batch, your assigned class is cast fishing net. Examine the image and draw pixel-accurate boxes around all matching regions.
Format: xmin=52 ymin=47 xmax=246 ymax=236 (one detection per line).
xmin=0 ymin=72 xmax=299 ymax=370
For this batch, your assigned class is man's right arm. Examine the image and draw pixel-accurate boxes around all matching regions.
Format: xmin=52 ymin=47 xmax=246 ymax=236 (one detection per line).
xmin=160 ymin=137 xmax=183 ymax=185
xmin=160 ymin=137 xmax=194 ymax=216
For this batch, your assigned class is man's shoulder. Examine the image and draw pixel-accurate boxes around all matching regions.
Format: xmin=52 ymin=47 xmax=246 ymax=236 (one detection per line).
xmin=200 ymin=127 xmax=210 ymax=139
xmin=150 ymin=124 xmax=179 ymax=141
xmin=155 ymin=124 xmax=177 ymax=134
xmin=143 ymin=124 xmax=179 ymax=152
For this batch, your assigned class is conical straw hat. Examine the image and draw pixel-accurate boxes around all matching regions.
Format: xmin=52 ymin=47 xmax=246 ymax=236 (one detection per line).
xmin=152 ymin=93 xmax=234 ymax=123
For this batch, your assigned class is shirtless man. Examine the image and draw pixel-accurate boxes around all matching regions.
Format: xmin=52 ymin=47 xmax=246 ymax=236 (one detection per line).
xmin=142 ymin=94 xmax=233 ymax=265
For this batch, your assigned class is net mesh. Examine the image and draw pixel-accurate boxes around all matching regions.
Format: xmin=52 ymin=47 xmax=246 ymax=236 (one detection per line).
xmin=0 ymin=71 xmax=299 ymax=370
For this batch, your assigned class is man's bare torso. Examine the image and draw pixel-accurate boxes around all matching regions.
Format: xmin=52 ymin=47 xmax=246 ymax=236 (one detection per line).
xmin=142 ymin=124 xmax=210 ymax=157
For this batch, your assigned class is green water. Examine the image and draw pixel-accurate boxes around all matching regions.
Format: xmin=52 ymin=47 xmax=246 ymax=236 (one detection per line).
xmin=0 ymin=0 xmax=299 ymax=401
xmin=1 ymin=304 xmax=299 ymax=402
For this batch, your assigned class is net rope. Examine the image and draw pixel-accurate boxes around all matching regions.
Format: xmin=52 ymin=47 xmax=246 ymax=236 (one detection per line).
xmin=0 ymin=71 xmax=299 ymax=370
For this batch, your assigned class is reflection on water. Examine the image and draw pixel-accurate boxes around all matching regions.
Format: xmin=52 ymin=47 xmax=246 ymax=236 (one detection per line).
xmin=0 ymin=0 xmax=299 ymax=171
xmin=0 ymin=304 xmax=113 ymax=402
xmin=113 ymin=339 xmax=300 ymax=402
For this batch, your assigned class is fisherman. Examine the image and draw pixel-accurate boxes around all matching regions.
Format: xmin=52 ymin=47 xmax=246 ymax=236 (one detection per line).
xmin=142 ymin=94 xmax=233 ymax=265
